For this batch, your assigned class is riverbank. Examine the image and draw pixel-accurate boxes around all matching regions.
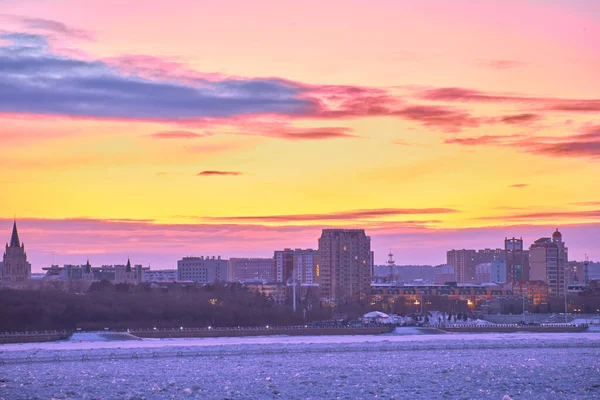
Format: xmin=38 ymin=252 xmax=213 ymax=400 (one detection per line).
xmin=434 ymin=323 xmax=589 ymax=333
xmin=0 ymin=330 xmax=73 ymax=344
xmin=131 ymin=326 xmax=393 ymax=339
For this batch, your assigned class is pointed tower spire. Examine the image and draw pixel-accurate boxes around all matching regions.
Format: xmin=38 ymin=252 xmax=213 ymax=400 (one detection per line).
xmin=10 ymin=220 xmax=20 ymax=248
xmin=84 ymin=259 xmax=92 ymax=274
xmin=125 ymin=258 xmax=132 ymax=273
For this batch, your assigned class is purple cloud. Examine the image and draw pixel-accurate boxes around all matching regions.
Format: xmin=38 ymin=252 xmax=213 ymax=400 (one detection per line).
xmin=197 ymin=170 xmax=243 ymax=176
xmin=445 ymin=126 xmax=600 ymax=160
xmin=499 ymin=113 xmax=541 ymax=125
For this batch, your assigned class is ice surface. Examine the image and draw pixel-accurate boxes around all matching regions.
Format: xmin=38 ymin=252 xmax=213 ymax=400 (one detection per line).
xmin=1 ymin=332 xmax=599 ymax=399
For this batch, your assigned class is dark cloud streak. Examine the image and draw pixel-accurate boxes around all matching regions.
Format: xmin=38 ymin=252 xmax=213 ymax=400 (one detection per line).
xmin=445 ymin=126 xmax=600 ymax=160
xmin=197 ymin=171 xmax=243 ymax=176
xmin=204 ymin=208 xmax=460 ymax=223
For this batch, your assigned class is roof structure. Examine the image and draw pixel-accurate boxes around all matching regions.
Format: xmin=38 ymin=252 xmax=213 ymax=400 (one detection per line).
xmin=9 ymin=220 xmax=20 ymax=248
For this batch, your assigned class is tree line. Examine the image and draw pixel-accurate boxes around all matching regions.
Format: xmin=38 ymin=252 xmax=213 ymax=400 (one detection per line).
xmin=0 ymin=281 xmax=339 ymax=332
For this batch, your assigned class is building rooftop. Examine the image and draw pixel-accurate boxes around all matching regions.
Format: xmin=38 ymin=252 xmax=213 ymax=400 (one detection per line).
xmin=9 ymin=220 xmax=20 ymax=248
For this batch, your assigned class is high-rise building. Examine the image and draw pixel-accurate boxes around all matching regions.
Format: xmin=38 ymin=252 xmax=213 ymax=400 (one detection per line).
xmin=274 ymin=249 xmax=294 ymax=283
xmin=505 ymin=238 xmax=529 ymax=282
xmin=477 ymin=248 xmax=505 ymax=264
xmin=292 ymin=249 xmax=319 ymax=284
xmin=475 ymin=263 xmax=491 ymax=283
xmin=274 ymin=249 xmax=320 ymax=284
xmin=318 ymin=229 xmax=371 ymax=302
xmin=228 ymin=257 xmax=274 ymax=282
xmin=529 ymin=230 xmax=568 ymax=296
xmin=1 ymin=221 xmax=31 ymax=287
xmin=446 ymin=249 xmax=477 ymax=283
xmin=177 ymin=256 xmax=228 ymax=283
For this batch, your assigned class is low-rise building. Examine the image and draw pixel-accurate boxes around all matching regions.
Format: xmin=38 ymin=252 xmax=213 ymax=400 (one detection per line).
xmin=371 ymin=282 xmax=507 ymax=310
xmin=177 ymin=256 xmax=228 ymax=283
xmin=95 ymin=262 xmax=144 ymax=283
xmin=43 ymin=261 xmax=94 ymax=281
xmin=506 ymin=280 xmax=549 ymax=305
xmin=433 ymin=264 xmax=456 ymax=284
xmin=228 ymin=257 xmax=274 ymax=282
xmin=142 ymin=269 xmax=178 ymax=282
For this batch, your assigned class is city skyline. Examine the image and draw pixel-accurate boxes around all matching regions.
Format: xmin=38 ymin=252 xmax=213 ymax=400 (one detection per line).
xmin=2 ymin=219 xmax=597 ymax=272
xmin=1 ymin=1 xmax=599 ymax=270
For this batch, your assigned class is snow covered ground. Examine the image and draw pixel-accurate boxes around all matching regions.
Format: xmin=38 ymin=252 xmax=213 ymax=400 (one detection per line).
xmin=1 ymin=332 xmax=599 ymax=399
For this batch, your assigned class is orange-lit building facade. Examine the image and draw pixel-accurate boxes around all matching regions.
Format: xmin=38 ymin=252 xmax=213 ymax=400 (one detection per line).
xmin=370 ymin=283 xmax=508 ymax=311
xmin=506 ymin=280 xmax=549 ymax=305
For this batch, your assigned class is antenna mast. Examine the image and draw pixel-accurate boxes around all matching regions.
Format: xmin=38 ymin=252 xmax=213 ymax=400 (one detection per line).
xmin=387 ymin=249 xmax=395 ymax=282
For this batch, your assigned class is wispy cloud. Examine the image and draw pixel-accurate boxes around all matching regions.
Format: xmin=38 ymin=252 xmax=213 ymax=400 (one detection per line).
xmin=481 ymin=60 xmax=525 ymax=70
xmin=393 ymin=106 xmax=480 ymax=132
xmin=271 ymin=126 xmax=357 ymax=140
xmin=105 ymin=54 xmax=224 ymax=83
xmin=479 ymin=209 xmax=600 ymax=221
xmin=150 ymin=130 xmax=212 ymax=139
xmin=570 ymin=201 xmax=600 ymax=207
xmin=510 ymin=184 xmax=529 ymax=188
xmin=499 ymin=113 xmax=541 ymax=125
xmin=523 ymin=126 xmax=600 ymax=159
xmin=20 ymin=17 xmax=93 ymax=40
xmin=197 ymin=170 xmax=243 ymax=176
xmin=0 ymin=15 xmax=93 ymax=41
xmin=445 ymin=126 xmax=600 ymax=160
xmin=203 ymin=208 xmax=459 ymax=223
xmin=444 ymin=134 xmax=525 ymax=146
xmin=420 ymin=87 xmax=600 ymax=113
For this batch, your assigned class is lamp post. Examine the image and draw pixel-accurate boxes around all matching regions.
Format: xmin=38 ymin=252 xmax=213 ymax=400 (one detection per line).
xmin=522 ymin=292 xmax=526 ymax=322
xmin=564 ymin=263 xmax=568 ymax=324
xmin=292 ymin=271 xmax=297 ymax=313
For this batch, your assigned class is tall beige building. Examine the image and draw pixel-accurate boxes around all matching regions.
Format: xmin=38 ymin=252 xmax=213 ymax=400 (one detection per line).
xmin=318 ymin=229 xmax=371 ymax=302
xmin=2 ymin=221 xmax=31 ymax=287
xmin=529 ymin=230 xmax=568 ymax=296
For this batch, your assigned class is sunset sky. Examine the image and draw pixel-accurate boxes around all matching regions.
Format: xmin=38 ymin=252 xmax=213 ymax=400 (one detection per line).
xmin=1 ymin=0 xmax=599 ymax=270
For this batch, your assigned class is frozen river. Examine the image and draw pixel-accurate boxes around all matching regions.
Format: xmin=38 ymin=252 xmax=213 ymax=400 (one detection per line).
xmin=1 ymin=332 xmax=599 ymax=399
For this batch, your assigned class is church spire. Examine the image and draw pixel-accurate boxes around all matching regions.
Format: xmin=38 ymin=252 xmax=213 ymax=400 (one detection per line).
xmin=9 ymin=220 xmax=20 ymax=248
xmin=125 ymin=258 xmax=132 ymax=273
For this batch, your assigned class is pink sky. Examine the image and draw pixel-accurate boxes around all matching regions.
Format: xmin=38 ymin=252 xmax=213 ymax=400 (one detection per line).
xmin=0 ymin=0 xmax=599 ymax=270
